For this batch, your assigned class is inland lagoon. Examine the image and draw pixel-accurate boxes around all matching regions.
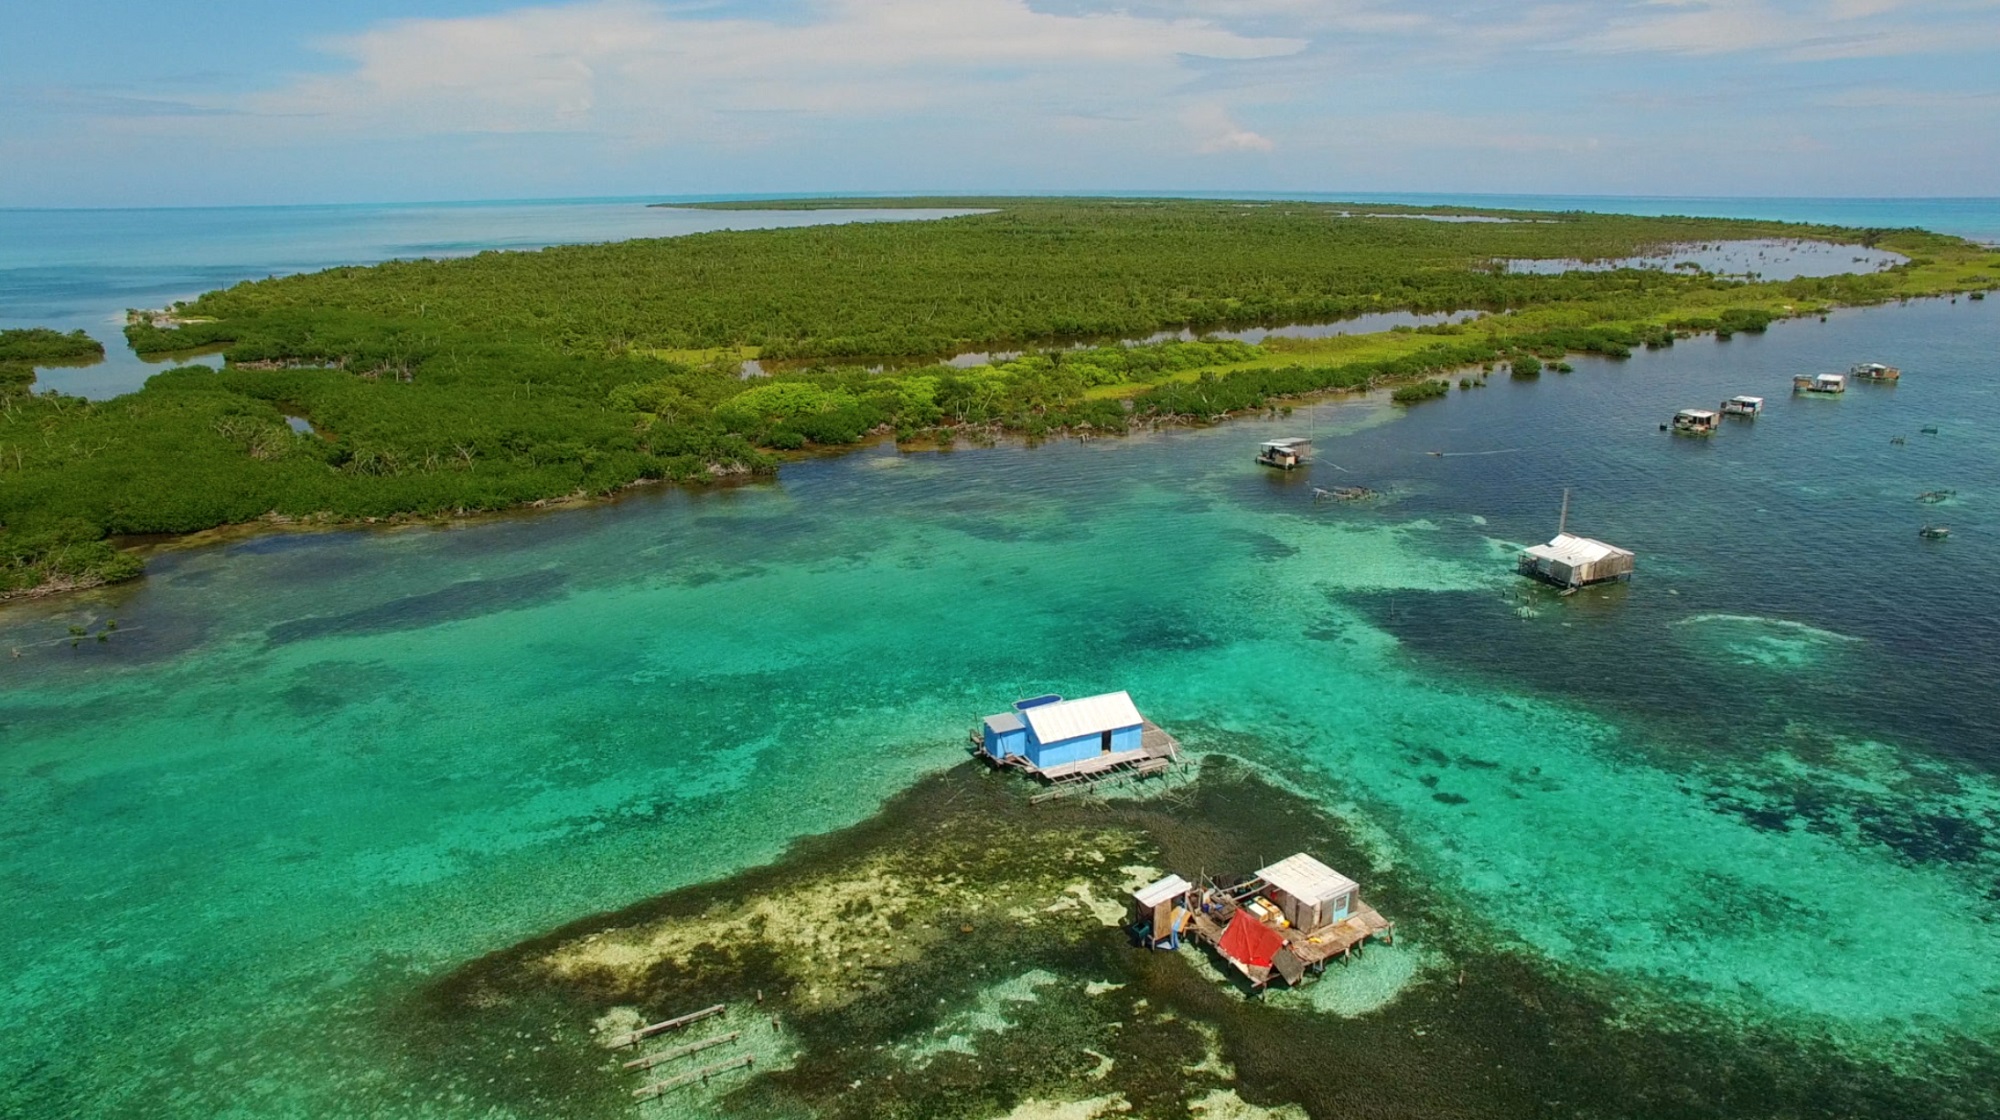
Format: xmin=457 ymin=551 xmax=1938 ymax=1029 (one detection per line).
xmin=5 ymin=291 xmax=2000 ymax=1115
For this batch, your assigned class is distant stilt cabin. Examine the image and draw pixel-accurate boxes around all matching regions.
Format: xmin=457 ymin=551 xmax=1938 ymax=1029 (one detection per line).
xmin=1256 ymin=438 xmax=1313 ymax=470
xmin=1720 ymin=395 xmax=1764 ymax=416
xmin=1851 ymin=362 xmax=1900 ymax=381
xmin=1794 ymin=372 xmax=1846 ymax=394
xmin=1671 ymin=408 xmax=1720 ymax=434
xmin=1517 ymin=490 xmax=1634 ymax=590
xmin=976 ymin=691 xmax=1180 ymax=783
xmin=1518 ymin=533 xmax=1636 ymax=589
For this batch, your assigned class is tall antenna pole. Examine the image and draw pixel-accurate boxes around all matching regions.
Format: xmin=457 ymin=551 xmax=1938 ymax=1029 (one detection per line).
xmin=1558 ymin=488 xmax=1570 ymax=535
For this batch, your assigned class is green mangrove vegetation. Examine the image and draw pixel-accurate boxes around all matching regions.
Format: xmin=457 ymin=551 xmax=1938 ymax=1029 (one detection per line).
xmin=0 ymin=328 xmax=102 ymax=392
xmin=4 ymin=198 xmax=1997 ymax=598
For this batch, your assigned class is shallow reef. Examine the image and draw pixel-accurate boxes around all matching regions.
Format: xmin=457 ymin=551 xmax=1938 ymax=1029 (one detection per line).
xmin=408 ymin=757 xmax=1997 ymax=1119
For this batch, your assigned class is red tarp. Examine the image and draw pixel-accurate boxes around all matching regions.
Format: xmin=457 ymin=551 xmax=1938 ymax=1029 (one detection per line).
xmin=1217 ymin=911 xmax=1286 ymax=968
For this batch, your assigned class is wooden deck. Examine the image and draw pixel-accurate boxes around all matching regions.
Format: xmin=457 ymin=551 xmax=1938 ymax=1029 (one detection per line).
xmin=1187 ymin=896 xmax=1394 ymax=988
xmin=976 ymin=720 xmax=1183 ymax=792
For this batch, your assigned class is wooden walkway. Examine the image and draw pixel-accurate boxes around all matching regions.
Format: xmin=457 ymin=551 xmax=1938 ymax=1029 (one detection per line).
xmin=1021 ymin=722 xmax=1183 ymax=802
xmin=1187 ymin=897 xmax=1394 ymax=988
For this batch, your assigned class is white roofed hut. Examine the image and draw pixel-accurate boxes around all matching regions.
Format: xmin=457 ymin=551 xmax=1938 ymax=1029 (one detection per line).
xmin=1181 ymin=852 xmax=1395 ymax=989
xmin=971 ymin=690 xmax=1182 ymax=795
xmin=1256 ymin=438 xmax=1313 ymax=470
xmin=1720 ymin=395 xmax=1764 ymax=416
xmin=1670 ymin=408 xmax=1720 ymax=434
xmin=1516 ymin=490 xmax=1633 ymax=590
xmin=1520 ymin=533 xmax=1636 ymax=590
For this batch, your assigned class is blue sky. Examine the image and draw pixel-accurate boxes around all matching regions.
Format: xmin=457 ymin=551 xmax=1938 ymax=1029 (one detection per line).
xmin=3 ymin=0 xmax=1996 ymax=207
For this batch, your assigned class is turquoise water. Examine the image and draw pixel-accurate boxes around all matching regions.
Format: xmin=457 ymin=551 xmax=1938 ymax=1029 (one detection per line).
xmin=3 ymin=291 xmax=1998 ymax=1114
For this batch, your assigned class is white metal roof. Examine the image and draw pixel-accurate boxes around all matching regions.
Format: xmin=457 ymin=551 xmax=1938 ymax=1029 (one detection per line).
xmin=1730 ymin=395 xmax=1765 ymax=404
xmin=1522 ymin=532 xmax=1632 ymax=567
xmin=1257 ymin=853 xmax=1358 ymax=904
xmin=1260 ymin=437 xmax=1310 ymax=450
xmin=983 ymin=711 xmax=1024 ymax=733
xmin=1677 ymin=409 xmax=1718 ymax=419
xmin=1021 ymin=690 xmax=1143 ymax=743
xmin=1817 ymin=373 xmax=1846 ymax=384
xmin=1133 ymin=873 xmax=1192 ymax=908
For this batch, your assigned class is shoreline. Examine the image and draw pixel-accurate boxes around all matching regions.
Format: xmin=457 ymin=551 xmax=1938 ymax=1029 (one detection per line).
xmin=7 ymin=287 xmax=1995 ymax=609
xmin=6 ymin=198 xmax=1997 ymax=606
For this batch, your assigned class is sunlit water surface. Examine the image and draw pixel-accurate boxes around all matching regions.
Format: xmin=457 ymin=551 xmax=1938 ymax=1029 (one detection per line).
xmin=3 ymin=298 xmax=1999 ymax=1115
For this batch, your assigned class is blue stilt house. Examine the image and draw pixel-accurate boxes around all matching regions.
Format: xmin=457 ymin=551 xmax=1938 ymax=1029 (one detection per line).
xmin=979 ymin=691 xmax=1165 ymax=781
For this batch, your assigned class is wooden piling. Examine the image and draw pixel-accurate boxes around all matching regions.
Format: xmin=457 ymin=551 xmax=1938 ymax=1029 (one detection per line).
xmin=609 ymin=1004 xmax=726 ymax=1049
xmin=632 ymin=1055 xmax=756 ymax=1101
xmin=622 ymin=1031 xmax=742 ymax=1071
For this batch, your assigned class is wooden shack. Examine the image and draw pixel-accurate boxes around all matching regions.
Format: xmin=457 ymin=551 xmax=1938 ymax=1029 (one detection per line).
xmin=1519 ymin=533 xmax=1636 ymax=589
xmin=1130 ymin=874 xmax=1193 ymax=950
xmin=1256 ymin=438 xmax=1313 ymax=470
xmin=973 ymin=691 xmax=1181 ymax=786
xmin=1183 ymin=853 xmax=1393 ymax=989
xmin=1671 ymin=408 xmax=1720 ymax=433
xmin=1517 ymin=490 xmax=1633 ymax=590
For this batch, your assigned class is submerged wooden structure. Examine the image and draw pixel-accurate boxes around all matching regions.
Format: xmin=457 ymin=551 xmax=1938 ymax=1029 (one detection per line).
xmin=1516 ymin=490 xmax=1634 ymax=590
xmin=1152 ymin=853 xmax=1393 ymax=989
xmin=973 ymin=691 xmax=1182 ymax=792
xmin=1256 ymin=438 xmax=1313 ymax=470
xmin=609 ymin=1002 xmax=759 ymax=1102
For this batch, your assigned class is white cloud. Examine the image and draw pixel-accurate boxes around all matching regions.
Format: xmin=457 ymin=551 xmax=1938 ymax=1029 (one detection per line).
xmin=226 ymin=0 xmax=1305 ymax=146
xmin=1184 ymin=104 xmax=1275 ymax=151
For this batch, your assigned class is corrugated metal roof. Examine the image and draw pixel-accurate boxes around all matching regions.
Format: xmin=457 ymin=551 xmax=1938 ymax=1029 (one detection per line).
xmin=983 ymin=712 xmax=1024 ymax=734
xmin=1133 ymin=873 xmax=1192 ymax=908
xmin=1022 ymin=690 xmax=1143 ymax=743
xmin=1260 ymin=438 xmax=1310 ymax=450
xmin=1257 ymin=853 xmax=1357 ymax=904
xmin=1523 ymin=532 xmax=1632 ymax=567
xmin=1677 ymin=409 xmax=1718 ymax=419
xmin=1730 ymin=395 xmax=1765 ymax=405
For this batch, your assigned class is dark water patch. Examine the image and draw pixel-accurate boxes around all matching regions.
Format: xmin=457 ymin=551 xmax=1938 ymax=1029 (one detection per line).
xmin=266 ymin=570 xmax=569 ymax=644
xmin=277 ymin=660 xmax=408 ymax=717
xmin=1223 ymin=527 xmax=1302 ymax=561
xmin=404 ymin=758 xmax=1998 ymax=1120
xmin=226 ymin=530 xmax=346 ymax=557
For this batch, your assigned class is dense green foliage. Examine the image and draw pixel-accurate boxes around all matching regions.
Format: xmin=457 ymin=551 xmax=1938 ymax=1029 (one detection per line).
xmin=5 ymin=198 xmax=1994 ymax=598
xmin=0 ymin=328 xmax=104 ymax=393
xmin=132 ymin=199 xmax=1918 ymax=361
xmin=1391 ymin=379 xmax=1452 ymax=404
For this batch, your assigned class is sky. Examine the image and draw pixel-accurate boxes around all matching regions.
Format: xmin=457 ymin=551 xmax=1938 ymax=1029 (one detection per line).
xmin=1 ymin=0 xmax=1997 ymax=207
